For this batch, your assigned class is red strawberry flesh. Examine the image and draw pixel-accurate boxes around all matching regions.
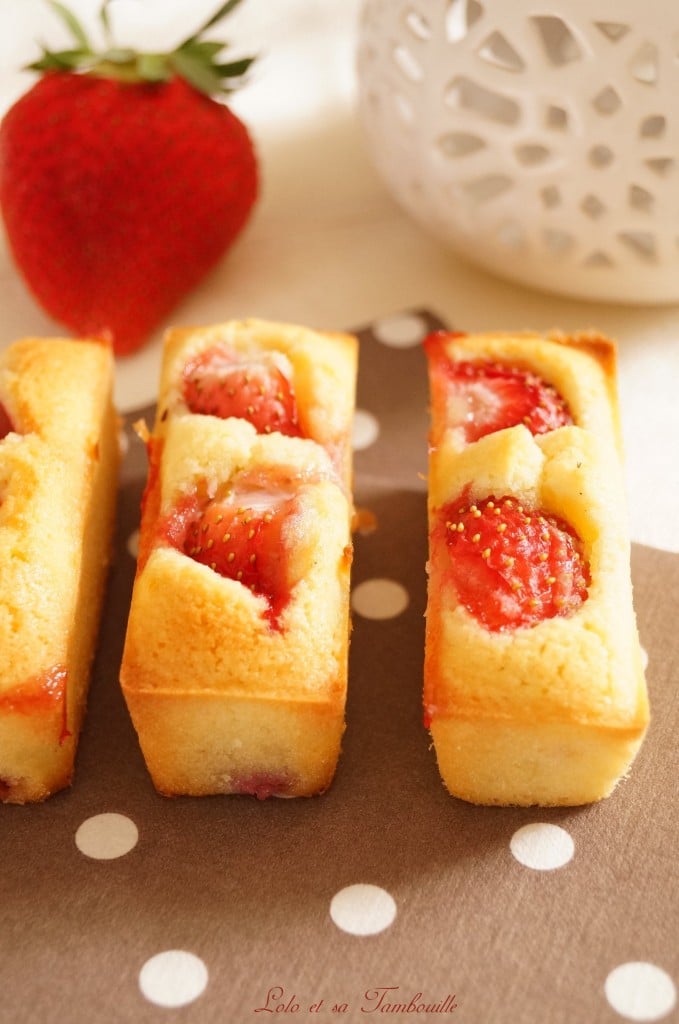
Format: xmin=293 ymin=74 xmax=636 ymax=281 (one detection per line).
xmin=425 ymin=334 xmax=572 ymax=442
xmin=182 ymin=346 xmax=302 ymax=437
xmin=436 ymin=495 xmax=589 ymax=631
xmin=164 ymin=490 xmax=297 ymax=627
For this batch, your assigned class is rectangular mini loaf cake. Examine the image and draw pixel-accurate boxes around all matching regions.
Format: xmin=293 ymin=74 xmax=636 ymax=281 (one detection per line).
xmin=424 ymin=330 xmax=649 ymax=807
xmin=0 ymin=337 xmax=118 ymax=803
xmin=120 ymin=319 xmax=357 ymax=797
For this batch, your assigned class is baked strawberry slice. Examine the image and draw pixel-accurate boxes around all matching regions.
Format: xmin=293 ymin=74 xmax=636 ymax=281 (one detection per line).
xmin=183 ymin=347 xmax=302 ymax=437
xmin=436 ymin=495 xmax=589 ymax=631
xmin=425 ymin=334 xmax=572 ymax=442
xmin=170 ymin=490 xmax=298 ymax=626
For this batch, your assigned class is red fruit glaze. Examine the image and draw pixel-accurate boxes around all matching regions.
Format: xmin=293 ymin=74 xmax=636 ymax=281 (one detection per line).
xmin=0 ymin=778 xmax=18 ymax=800
xmin=231 ymin=770 xmax=293 ymax=799
xmin=166 ymin=492 xmax=297 ymax=627
xmin=0 ymin=402 xmax=13 ymax=439
xmin=182 ymin=346 xmax=302 ymax=436
xmin=425 ymin=333 xmax=572 ymax=442
xmin=0 ymin=665 xmax=70 ymax=742
xmin=135 ymin=437 xmax=164 ymax=574
xmin=0 ymin=75 xmax=258 ymax=355
xmin=436 ymin=495 xmax=589 ymax=631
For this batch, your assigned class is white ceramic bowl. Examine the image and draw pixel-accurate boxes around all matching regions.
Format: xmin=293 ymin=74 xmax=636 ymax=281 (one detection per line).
xmin=356 ymin=0 xmax=679 ymax=304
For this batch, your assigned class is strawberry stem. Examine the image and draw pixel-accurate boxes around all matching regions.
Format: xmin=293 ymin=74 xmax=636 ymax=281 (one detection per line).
xmin=27 ymin=0 xmax=255 ymax=96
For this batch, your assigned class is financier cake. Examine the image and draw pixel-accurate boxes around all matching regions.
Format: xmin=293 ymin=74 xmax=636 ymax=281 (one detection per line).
xmin=120 ymin=319 xmax=357 ymax=797
xmin=424 ymin=330 xmax=649 ymax=806
xmin=0 ymin=337 xmax=118 ymax=803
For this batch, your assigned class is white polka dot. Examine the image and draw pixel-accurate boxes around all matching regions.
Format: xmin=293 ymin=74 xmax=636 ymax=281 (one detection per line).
xmin=509 ymin=823 xmax=574 ymax=871
xmin=75 ymin=813 xmax=139 ymax=860
xmin=373 ymin=313 xmax=429 ymax=348
xmin=605 ymin=962 xmax=676 ymax=1022
xmin=139 ymin=950 xmax=208 ymax=1008
xmin=352 ymin=408 xmax=380 ymax=450
xmin=351 ymin=578 xmax=409 ymax=619
xmin=127 ymin=529 xmax=140 ymax=560
xmin=330 ymin=884 xmax=397 ymax=936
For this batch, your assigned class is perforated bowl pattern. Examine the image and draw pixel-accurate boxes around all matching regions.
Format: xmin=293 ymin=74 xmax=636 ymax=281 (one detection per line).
xmin=356 ymin=0 xmax=679 ymax=303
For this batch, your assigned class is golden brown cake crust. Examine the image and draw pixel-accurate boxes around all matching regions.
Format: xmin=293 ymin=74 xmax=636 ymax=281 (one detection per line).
xmin=424 ymin=330 xmax=649 ymax=807
xmin=0 ymin=338 xmax=119 ymax=803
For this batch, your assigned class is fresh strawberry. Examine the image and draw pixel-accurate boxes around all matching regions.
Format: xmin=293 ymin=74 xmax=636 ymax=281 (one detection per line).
xmin=183 ymin=346 xmax=302 ymax=436
xmin=436 ymin=494 xmax=589 ymax=631
xmin=168 ymin=491 xmax=297 ymax=626
xmin=0 ymin=1 xmax=258 ymax=356
xmin=0 ymin=403 xmax=13 ymax=439
xmin=425 ymin=333 xmax=572 ymax=442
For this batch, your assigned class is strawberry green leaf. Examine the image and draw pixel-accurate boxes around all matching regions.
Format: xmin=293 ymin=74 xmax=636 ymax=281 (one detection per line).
xmin=48 ymin=0 xmax=91 ymax=51
xmin=179 ymin=40 xmax=226 ymax=60
xmin=214 ymin=56 xmax=255 ymax=79
xmin=29 ymin=0 xmax=255 ymax=94
xmin=170 ymin=51 xmax=224 ymax=95
xmin=100 ymin=0 xmax=112 ymax=41
xmin=27 ymin=47 xmax=89 ymax=71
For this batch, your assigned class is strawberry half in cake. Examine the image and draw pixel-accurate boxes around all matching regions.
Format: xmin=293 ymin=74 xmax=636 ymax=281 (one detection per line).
xmin=182 ymin=345 xmax=303 ymax=438
xmin=161 ymin=477 xmax=302 ymax=629
xmin=425 ymin=331 xmax=573 ymax=444
xmin=433 ymin=494 xmax=590 ymax=633
xmin=159 ymin=320 xmax=358 ymax=494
